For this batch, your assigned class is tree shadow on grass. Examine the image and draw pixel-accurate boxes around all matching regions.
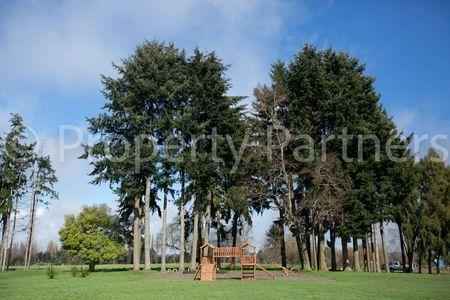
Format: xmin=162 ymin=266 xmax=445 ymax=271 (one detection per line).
xmin=94 ymin=267 xmax=132 ymax=273
xmin=215 ymin=277 xmax=241 ymax=280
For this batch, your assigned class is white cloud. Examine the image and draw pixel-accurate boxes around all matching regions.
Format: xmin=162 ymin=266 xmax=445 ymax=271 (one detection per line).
xmin=32 ymin=196 xmax=83 ymax=246
xmin=393 ymin=109 xmax=417 ymax=133
xmin=0 ymin=0 xmax=321 ymax=95
xmin=390 ymin=98 xmax=450 ymax=163
xmin=3 ymin=1 xmax=435 ymax=251
xmin=0 ymin=0 xmax=327 ymax=248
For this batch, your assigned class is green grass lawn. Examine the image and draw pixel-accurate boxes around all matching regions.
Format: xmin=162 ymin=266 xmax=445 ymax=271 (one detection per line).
xmin=1 ymin=264 xmax=449 ymax=299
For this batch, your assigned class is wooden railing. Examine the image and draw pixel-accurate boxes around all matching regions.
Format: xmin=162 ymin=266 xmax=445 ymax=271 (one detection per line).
xmin=240 ymin=255 xmax=256 ymax=265
xmin=213 ymin=247 xmax=242 ymax=257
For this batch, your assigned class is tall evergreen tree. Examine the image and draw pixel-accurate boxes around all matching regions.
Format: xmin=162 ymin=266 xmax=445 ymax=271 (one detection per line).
xmin=181 ymin=49 xmax=245 ymax=265
xmin=0 ymin=114 xmax=34 ymax=271
xmin=250 ymin=45 xmax=407 ymax=272
xmin=83 ymin=40 xmax=187 ymax=271
xmin=24 ymin=155 xmax=58 ymax=269
xmin=416 ymin=149 xmax=449 ymax=274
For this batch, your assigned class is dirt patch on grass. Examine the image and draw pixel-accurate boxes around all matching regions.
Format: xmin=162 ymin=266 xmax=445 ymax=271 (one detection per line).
xmin=143 ymin=270 xmax=329 ymax=282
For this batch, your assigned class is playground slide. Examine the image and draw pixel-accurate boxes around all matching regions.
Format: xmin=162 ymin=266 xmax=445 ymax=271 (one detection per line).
xmin=192 ymin=266 xmax=200 ymax=280
xmin=255 ymin=264 xmax=276 ymax=280
xmin=276 ymin=264 xmax=298 ymax=276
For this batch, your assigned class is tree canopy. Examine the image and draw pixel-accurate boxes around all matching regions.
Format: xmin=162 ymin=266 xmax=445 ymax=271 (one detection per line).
xmin=59 ymin=204 xmax=126 ymax=271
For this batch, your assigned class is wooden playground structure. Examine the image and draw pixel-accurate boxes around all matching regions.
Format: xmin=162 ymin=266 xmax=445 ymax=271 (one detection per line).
xmin=193 ymin=242 xmax=276 ymax=281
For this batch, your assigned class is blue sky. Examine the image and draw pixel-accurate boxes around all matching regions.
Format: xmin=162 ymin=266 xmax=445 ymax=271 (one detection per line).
xmin=0 ymin=0 xmax=449 ymax=248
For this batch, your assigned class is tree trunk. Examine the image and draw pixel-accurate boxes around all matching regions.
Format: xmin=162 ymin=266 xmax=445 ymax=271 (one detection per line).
xmin=231 ymin=213 xmax=239 ymax=264
xmin=178 ymin=173 xmax=185 ymax=272
xmin=366 ymin=232 xmax=374 ymax=272
xmin=204 ymin=190 xmax=211 ymax=245
xmin=133 ymin=196 xmax=141 ymax=272
xmin=26 ymin=196 xmax=37 ymax=269
xmin=216 ymin=222 xmax=221 ymax=248
xmin=24 ymin=204 xmax=32 ymax=268
xmin=279 ymin=210 xmax=287 ymax=268
xmin=379 ymin=222 xmax=390 ymax=273
xmin=330 ymin=228 xmax=337 ymax=271
xmin=302 ymin=233 xmax=312 ymax=271
xmin=190 ymin=211 xmax=199 ymax=271
xmin=290 ymin=210 xmax=303 ymax=267
xmin=317 ymin=225 xmax=327 ymax=271
xmin=289 ymin=173 xmax=303 ymax=267
xmin=216 ymin=210 xmax=222 ymax=268
xmin=24 ymin=232 xmax=29 ymax=268
xmin=89 ymin=263 xmax=95 ymax=272
xmin=0 ymin=218 xmax=6 ymax=268
xmin=427 ymin=249 xmax=432 ymax=274
xmin=294 ymin=233 xmax=304 ymax=268
xmin=311 ymin=229 xmax=317 ymax=270
xmin=370 ymin=229 xmax=376 ymax=272
xmin=342 ymin=236 xmax=350 ymax=271
xmin=144 ymin=177 xmax=151 ymax=271
xmin=372 ymin=224 xmax=381 ymax=272
xmin=6 ymin=197 xmax=19 ymax=270
xmin=353 ymin=237 xmax=361 ymax=271
xmin=161 ymin=190 xmax=168 ymax=272
xmin=407 ymin=249 xmax=414 ymax=273
xmin=436 ymin=256 xmax=440 ymax=274
xmin=231 ymin=213 xmax=239 ymax=247
xmin=1 ymin=211 xmax=11 ymax=271
xmin=306 ymin=231 xmax=312 ymax=269
xmin=0 ymin=226 xmax=3 ymax=268
xmin=197 ymin=218 xmax=202 ymax=262
xmin=362 ymin=237 xmax=369 ymax=272
xmin=397 ymin=222 xmax=406 ymax=272
xmin=280 ymin=231 xmax=287 ymax=268
xmin=418 ymin=252 xmax=422 ymax=274
xmin=25 ymin=180 xmax=38 ymax=270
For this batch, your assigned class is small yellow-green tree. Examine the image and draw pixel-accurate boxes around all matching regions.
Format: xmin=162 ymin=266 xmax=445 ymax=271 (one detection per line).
xmin=59 ymin=204 xmax=126 ymax=272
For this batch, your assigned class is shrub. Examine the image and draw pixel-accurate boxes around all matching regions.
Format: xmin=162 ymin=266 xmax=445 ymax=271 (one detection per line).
xmin=80 ymin=267 xmax=90 ymax=278
xmin=46 ymin=265 xmax=57 ymax=279
xmin=71 ymin=266 xmax=79 ymax=277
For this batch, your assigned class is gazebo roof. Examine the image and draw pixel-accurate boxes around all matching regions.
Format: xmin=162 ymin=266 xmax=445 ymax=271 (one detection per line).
xmin=240 ymin=241 xmax=256 ymax=249
xmin=200 ymin=243 xmax=216 ymax=249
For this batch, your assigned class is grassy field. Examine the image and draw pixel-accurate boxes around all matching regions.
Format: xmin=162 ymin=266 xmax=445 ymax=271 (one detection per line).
xmin=1 ymin=264 xmax=449 ymax=299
